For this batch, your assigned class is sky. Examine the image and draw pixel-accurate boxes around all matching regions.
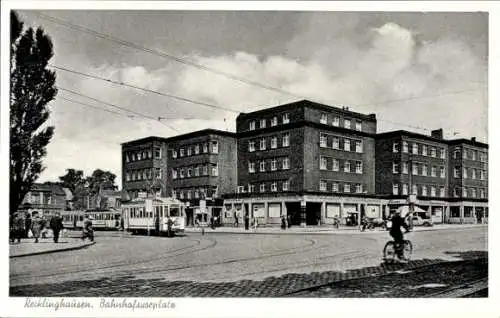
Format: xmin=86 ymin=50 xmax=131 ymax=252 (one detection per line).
xmin=14 ymin=10 xmax=488 ymax=189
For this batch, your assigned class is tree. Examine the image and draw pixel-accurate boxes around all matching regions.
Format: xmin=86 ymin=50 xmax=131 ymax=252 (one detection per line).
xmin=10 ymin=11 xmax=58 ymax=214
xmin=85 ymin=169 xmax=118 ymax=196
xmin=58 ymin=168 xmax=84 ymax=194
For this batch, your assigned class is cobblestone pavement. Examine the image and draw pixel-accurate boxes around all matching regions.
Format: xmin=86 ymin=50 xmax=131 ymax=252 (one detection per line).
xmin=10 ymin=226 xmax=487 ymax=297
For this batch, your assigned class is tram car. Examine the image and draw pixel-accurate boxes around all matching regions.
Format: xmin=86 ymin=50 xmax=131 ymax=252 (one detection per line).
xmin=61 ymin=209 xmax=122 ymax=230
xmin=122 ymin=197 xmax=186 ymax=236
xmin=61 ymin=210 xmax=84 ymax=229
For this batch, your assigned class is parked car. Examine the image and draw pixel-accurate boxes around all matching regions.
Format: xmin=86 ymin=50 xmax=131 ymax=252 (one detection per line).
xmin=410 ymin=215 xmax=433 ymax=227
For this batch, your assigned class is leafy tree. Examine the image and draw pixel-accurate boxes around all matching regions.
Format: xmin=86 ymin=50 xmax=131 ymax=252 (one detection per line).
xmin=85 ymin=169 xmax=118 ymax=196
xmin=58 ymin=168 xmax=84 ymax=194
xmin=10 ymin=11 xmax=58 ymax=214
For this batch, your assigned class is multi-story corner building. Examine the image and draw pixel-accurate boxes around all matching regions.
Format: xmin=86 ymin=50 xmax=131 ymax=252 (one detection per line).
xmin=166 ymin=129 xmax=238 ymax=226
xmin=121 ymin=137 xmax=169 ymax=199
xmin=447 ymin=138 xmax=488 ymax=223
xmin=223 ymin=100 xmax=379 ymax=227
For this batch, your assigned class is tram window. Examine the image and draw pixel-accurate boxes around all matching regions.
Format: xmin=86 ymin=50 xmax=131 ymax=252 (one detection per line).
xmin=170 ymin=207 xmax=180 ymax=217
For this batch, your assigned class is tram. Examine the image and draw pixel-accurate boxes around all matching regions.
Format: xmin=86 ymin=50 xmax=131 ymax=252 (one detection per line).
xmin=61 ymin=209 xmax=122 ymax=230
xmin=122 ymin=197 xmax=186 ymax=236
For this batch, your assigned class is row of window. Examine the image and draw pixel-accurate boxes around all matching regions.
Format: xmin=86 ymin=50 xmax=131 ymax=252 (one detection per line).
xmin=453 ymin=167 xmax=486 ymax=180
xmin=393 ymin=162 xmax=446 ymax=178
xmin=237 ymin=181 xmax=290 ymax=193
xmin=248 ymin=157 xmax=290 ymax=173
xmin=172 ymin=186 xmax=218 ymax=200
xmin=453 ymin=148 xmax=488 ymax=162
xmin=393 ymin=184 xmax=446 ymax=197
xmin=393 ymin=142 xmax=446 ymax=159
xmin=319 ymin=180 xmax=364 ymax=193
xmin=126 ymin=206 xmax=182 ymax=218
xmin=125 ymin=147 xmax=162 ymax=162
xmin=125 ymin=168 xmax=162 ymax=181
xmin=172 ymin=164 xmax=219 ymax=179
xmin=320 ymin=113 xmax=363 ymax=131
xmin=453 ymin=187 xmax=487 ymax=198
xmin=249 ymin=113 xmax=290 ymax=131
xmin=320 ymin=156 xmax=363 ymax=174
xmin=172 ymin=141 xmax=218 ymax=158
xmin=248 ymin=133 xmax=290 ymax=152
xmin=320 ymin=133 xmax=363 ymax=153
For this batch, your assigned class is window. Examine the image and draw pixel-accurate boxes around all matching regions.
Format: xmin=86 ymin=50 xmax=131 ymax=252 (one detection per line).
xmin=271 ymin=116 xmax=278 ymax=127
xmin=194 ymin=189 xmax=199 ymax=199
xmin=260 ymin=184 xmax=266 ymax=193
xmin=402 ymin=184 xmax=408 ymax=195
xmin=282 ymin=181 xmax=289 ymax=191
xmin=248 ymin=162 xmax=255 ymax=173
xmin=421 ymin=185 xmax=427 ymax=196
xmin=203 ymin=143 xmax=208 ymax=153
xmin=237 ymin=186 xmax=245 ymax=194
xmin=332 ymin=182 xmax=339 ymax=192
xmin=403 ymin=141 xmax=409 ymax=153
xmin=250 ymin=121 xmax=256 ymax=130
xmin=472 ymin=151 xmax=477 ymax=161
xmin=344 ymin=161 xmax=351 ymax=173
xmin=332 ymin=159 xmax=339 ymax=171
xmin=422 ymin=145 xmax=428 ymax=156
xmin=179 ymin=191 xmax=184 ymax=199
xmin=283 ymin=158 xmax=290 ymax=170
xmin=249 ymin=141 xmax=255 ymax=152
xmin=320 ymin=156 xmax=327 ymax=170
xmin=180 ymin=148 xmax=185 ymax=157
xmin=333 ymin=137 xmax=339 ymax=149
xmin=355 ymin=120 xmax=362 ymax=131
xmin=260 ymin=119 xmax=266 ymax=129
xmin=412 ymin=184 xmax=417 ymax=195
xmin=172 ymin=169 xmax=178 ymax=179
xmin=356 ymin=161 xmax=363 ymax=174
xmin=454 ymin=167 xmax=460 ymax=178
xmin=431 ymin=186 xmax=436 ymax=197
xmin=480 ymin=170 xmax=485 ymax=180
xmin=212 ymin=165 xmax=219 ymax=176
xmin=283 ymin=113 xmax=290 ymax=124
xmin=412 ymin=143 xmax=418 ymax=154
xmin=480 ymin=189 xmax=485 ymax=198
xmin=191 ymin=144 xmax=198 ymax=155
xmin=260 ymin=138 xmax=266 ymax=150
xmin=454 ymin=188 xmax=459 ymax=197
xmin=440 ymin=187 xmax=445 ymax=198
xmin=480 ymin=152 xmax=486 ymax=162
xmin=431 ymin=147 xmax=437 ymax=158
xmin=393 ymin=142 xmax=400 ymax=153
xmin=125 ymin=154 xmax=130 ymax=163
xmin=422 ymin=165 xmax=428 ymax=176
xmin=462 ymin=187 xmax=467 ymax=197
xmin=154 ymin=147 xmax=162 ymax=159
xmin=344 ymin=183 xmax=351 ymax=193
xmin=211 ymin=141 xmax=219 ymax=154
xmin=203 ymin=165 xmax=208 ymax=176
xmin=172 ymin=190 xmax=177 ymax=199
xmin=187 ymin=190 xmax=192 ymax=199
xmin=402 ymin=162 xmax=408 ymax=174
xmin=271 ymin=182 xmax=277 ymax=192
xmin=320 ymin=133 xmax=327 ymax=147
xmin=393 ymin=184 xmax=399 ymax=195
xmin=320 ymin=114 xmax=328 ymax=124
xmin=271 ymin=159 xmax=277 ymax=171
xmin=431 ymin=166 xmax=437 ymax=177
xmin=463 ymin=167 xmax=468 ymax=179
xmin=126 ymin=172 xmax=130 ymax=181
xmin=471 ymin=188 xmax=477 ymax=198
xmin=333 ymin=116 xmax=340 ymax=127
xmin=271 ymin=137 xmax=277 ymax=149
xmin=187 ymin=147 xmax=192 ymax=156
xmin=187 ymin=168 xmax=192 ymax=178
xmin=260 ymin=161 xmax=266 ymax=172
xmin=471 ymin=169 xmax=476 ymax=179
xmin=137 ymin=152 xmax=142 ymax=161
xmin=344 ymin=139 xmax=351 ymax=152
xmin=179 ymin=169 xmax=185 ymax=179
xmin=393 ymin=162 xmax=399 ymax=174
xmin=453 ymin=149 xmax=461 ymax=159
xmin=356 ymin=184 xmax=362 ymax=193
xmin=440 ymin=148 xmax=446 ymax=159
xmin=463 ymin=150 xmax=467 ymax=159
xmin=156 ymin=168 xmax=162 ymax=179
xmin=344 ymin=118 xmax=351 ymax=129
xmin=282 ymin=133 xmax=290 ymax=147
xmin=249 ymin=185 xmax=255 ymax=193
xmin=195 ymin=166 xmax=200 ymax=177
xmin=412 ymin=163 xmax=418 ymax=175
xmin=355 ymin=141 xmax=362 ymax=153
xmin=172 ymin=149 xmax=177 ymax=158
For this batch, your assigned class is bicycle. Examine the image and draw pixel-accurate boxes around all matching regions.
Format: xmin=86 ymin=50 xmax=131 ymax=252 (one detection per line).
xmin=383 ymin=239 xmax=413 ymax=263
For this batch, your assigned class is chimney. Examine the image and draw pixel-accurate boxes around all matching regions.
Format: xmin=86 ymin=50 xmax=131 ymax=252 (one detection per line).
xmin=471 ymin=137 xmax=476 ymax=142
xmin=431 ymin=128 xmax=443 ymax=139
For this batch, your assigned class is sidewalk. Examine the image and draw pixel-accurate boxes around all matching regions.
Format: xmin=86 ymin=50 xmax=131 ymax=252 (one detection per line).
xmin=184 ymin=223 xmax=487 ymax=235
xmin=9 ymin=238 xmax=95 ymax=258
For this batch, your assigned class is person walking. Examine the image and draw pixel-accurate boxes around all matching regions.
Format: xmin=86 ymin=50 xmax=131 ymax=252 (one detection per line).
xmin=233 ymin=210 xmax=239 ymax=227
xmin=31 ymin=212 xmax=44 ymax=243
xmin=24 ymin=213 xmax=32 ymax=238
xmin=287 ymin=214 xmax=292 ymax=228
xmin=281 ymin=214 xmax=287 ymax=230
xmin=50 ymin=212 xmax=64 ymax=243
xmin=244 ymin=213 xmax=250 ymax=230
xmin=10 ymin=212 xmax=25 ymax=243
xmin=81 ymin=215 xmax=94 ymax=242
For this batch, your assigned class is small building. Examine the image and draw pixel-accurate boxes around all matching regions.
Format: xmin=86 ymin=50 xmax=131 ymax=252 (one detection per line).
xmin=18 ymin=183 xmax=71 ymax=217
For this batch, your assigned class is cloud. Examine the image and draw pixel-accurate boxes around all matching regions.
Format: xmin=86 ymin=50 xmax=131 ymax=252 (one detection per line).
xmin=38 ymin=21 xmax=487 ymax=188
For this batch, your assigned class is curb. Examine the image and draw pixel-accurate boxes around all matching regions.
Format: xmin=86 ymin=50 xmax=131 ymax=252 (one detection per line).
xmin=10 ymin=241 xmax=96 ymax=259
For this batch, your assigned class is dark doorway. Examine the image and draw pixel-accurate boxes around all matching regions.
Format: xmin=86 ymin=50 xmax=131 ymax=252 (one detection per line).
xmin=306 ymin=202 xmax=322 ymax=225
xmin=186 ymin=208 xmax=194 ymax=226
xmin=285 ymin=202 xmax=301 ymax=226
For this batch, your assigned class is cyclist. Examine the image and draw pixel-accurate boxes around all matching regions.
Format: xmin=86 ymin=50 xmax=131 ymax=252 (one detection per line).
xmin=389 ymin=211 xmax=410 ymax=258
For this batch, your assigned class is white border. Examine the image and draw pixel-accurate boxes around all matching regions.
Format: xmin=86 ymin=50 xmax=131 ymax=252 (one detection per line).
xmin=1 ymin=1 xmax=498 ymax=318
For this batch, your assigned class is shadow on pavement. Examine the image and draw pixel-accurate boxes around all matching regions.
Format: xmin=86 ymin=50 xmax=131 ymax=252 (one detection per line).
xmin=10 ymin=250 xmax=488 ymax=298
